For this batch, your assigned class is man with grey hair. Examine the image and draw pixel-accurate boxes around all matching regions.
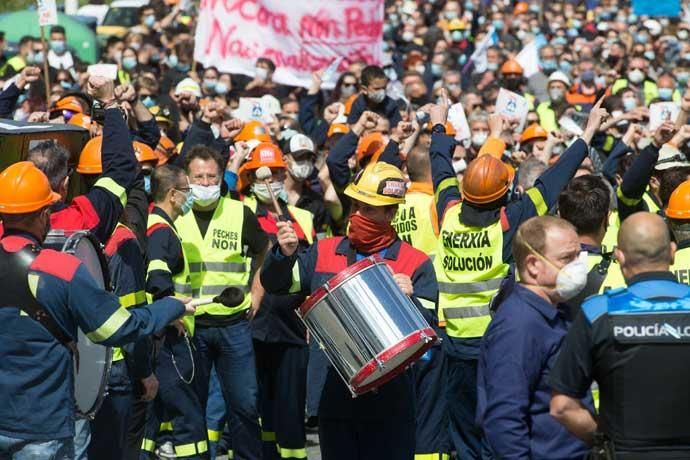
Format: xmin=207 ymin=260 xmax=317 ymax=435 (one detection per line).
xmin=516 ymin=157 xmax=547 ymax=194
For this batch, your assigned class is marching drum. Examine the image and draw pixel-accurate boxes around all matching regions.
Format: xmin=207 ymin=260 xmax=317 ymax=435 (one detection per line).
xmin=44 ymin=230 xmax=113 ymax=418
xmin=298 ymin=255 xmax=437 ymax=396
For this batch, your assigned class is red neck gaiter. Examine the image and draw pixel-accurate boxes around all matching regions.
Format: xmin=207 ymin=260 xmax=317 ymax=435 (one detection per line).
xmin=348 ymin=213 xmax=398 ymax=254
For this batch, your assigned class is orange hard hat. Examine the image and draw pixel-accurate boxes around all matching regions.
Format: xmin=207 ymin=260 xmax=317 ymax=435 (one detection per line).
xmin=426 ymin=121 xmax=457 ymax=136
xmin=666 ymin=180 xmax=690 ymax=219
xmin=328 ymin=123 xmax=350 ymax=137
xmin=68 ymin=113 xmax=93 ymax=130
xmin=134 ymin=141 xmax=157 ymax=164
xmin=520 ymin=123 xmax=548 ymax=144
xmin=500 ymin=59 xmax=524 ymax=76
xmin=462 ymin=155 xmax=513 ymax=204
xmin=344 ymin=94 xmax=358 ymax=115
xmin=154 ymin=136 xmax=177 ymax=166
xmin=77 ymin=136 xmax=103 ymax=174
xmin=236 ymin=142 xmax=287 ymax=192
xmin=53 ymin=96 xmax=83 ymax=114
xmin=242 ymin=142 xmax=287 ymax=171
xmin=234 ymin=120 xmax=271 ymax=143
xmin=0 ymin=161 xmax=60 ymax=214
xmin=514 ymin=2 xmax=529 ymax=15
xmin=356 ymin=133 xmax=387 ymax=163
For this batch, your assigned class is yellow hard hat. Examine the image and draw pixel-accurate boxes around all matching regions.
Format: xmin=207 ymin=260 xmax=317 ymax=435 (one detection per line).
xmin=345 ymin=162 xmax=406 ymax=207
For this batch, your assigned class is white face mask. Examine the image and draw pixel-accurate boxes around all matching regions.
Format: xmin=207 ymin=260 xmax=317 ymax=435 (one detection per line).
xmin=252 ymin=181 xmax=285 ymax=203
xmin=255 ymin=67 xmax=269 ymax=81
xmin=452 ymin=158 xmax=467 ymax=174
xmin=628 ymin=69 xmax=644 ymax=84
xmin=368 ymin=89 xmax=386 ymax=104
xmin=471 ymin=131 xmax=488 ymax=148
xmin=190 ymin=184 xmax=221 ymax=207
xmin=289 ymin=160 xmax=314 ymax=181
xmin=531 ymin=250 xmax=588 ymax=301
xmin=341 ymin=84 xmax=356 ymax=97
xmin=553 ymin=252 xmax=589 ymax=301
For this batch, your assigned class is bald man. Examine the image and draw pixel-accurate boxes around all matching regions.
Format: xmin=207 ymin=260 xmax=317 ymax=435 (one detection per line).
xmin=477 ymin=216 xmax=592 ymax=460
xmin=550 ymin=212 xmax=690 ymax=458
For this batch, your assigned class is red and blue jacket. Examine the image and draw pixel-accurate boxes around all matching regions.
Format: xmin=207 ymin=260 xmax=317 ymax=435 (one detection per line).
xmin=261 ymin=236 xmax=437 ymax=421
xmin=0 ymin=231 xmax=184 ymax=441
xmin=105 ymin=224 xmax=153 ymax=386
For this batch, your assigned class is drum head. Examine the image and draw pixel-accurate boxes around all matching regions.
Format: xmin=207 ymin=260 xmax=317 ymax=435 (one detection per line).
xmin=59 ymin=232 xmax=112 ymax=418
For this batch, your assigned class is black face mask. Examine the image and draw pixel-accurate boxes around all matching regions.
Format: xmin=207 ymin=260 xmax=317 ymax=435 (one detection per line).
xmin=606 ymin=55 xmax=620 ymax=66
xmin=504 ymin=77 xmax=522 ymax=91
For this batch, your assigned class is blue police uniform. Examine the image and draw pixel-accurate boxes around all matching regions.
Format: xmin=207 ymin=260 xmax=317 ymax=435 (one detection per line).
xmin=261 ymin=236 xmax=438 ymax=460
xmin=429 ymin=129 xmax=592 ymax=459
xmin=550 ymin=272 xmax=690 ymax=457
xmin=477 ymin=284 xmax=593 ymax=459
xmin=89 ymin=224 xmax=152 ymax=460
xmin=0 ymin=231 xmax=184 ymax=457
xmin=142 ymin=207 xmax=208 ymax=460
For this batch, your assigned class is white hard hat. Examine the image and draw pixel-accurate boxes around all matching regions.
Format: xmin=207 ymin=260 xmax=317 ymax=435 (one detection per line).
xmin=548 ymin=71 xmax=571 ymax=87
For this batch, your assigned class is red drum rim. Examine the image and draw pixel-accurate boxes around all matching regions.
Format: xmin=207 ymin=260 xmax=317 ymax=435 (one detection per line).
xmin=350 ymin=327 xmax=437 ymax=395
xmin=298 ymin=254 xmax=384 ymax=317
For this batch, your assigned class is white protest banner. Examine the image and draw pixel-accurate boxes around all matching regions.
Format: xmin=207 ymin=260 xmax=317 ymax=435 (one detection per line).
xmin=37 ymin=0 xmax=59 ymax=26
xmin=448 ymin=103 xmax=471 ymax=141
xmin=649 ymin=102 xmax=680 ymax=131
xmin=195 ymin=0 xmax=384 ymax=89
xmin=495 ymin=88 xmax=530 ymax=132
xmin=467 ymin=26 xmax=496 ymax=74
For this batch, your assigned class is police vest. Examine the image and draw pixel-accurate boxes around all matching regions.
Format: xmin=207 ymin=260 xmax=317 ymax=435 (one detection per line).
xmin=175 ymin=197 xmax=252 ymax=317
xmin=612 ymin=78 xmax=659 ymax=106
xmin=392 ymin=188 xmax=438 ymax=257
xmin=0 ymin=55 xmax=26 ymax=78
xmin=244 ymin=196 xmax=315 ymax=245
xmin=107 ymin=223 xmax=148 ymax=362
xmin=671 ymin=246 xmax=690 ymax=285
xmin=434 ymin=203 xmax=509 ymax=339
xmin=146 ymin=213 xmax=194 ymax=335
xmin=590 ymin=285 xmax=690 ymax=448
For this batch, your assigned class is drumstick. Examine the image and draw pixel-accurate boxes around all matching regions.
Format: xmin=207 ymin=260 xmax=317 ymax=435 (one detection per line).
xmin=255 ymin=166 xmax=284 ymax=219
xmin=188 ymin=287 xmax=245 ymax=308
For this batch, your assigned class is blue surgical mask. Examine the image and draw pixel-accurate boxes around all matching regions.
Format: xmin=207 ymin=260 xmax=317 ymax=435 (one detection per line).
xmin=59 ymin=80 xmax=73 ymax=90
xmin=464 ymin=1 xmax=473 ymax=11
xmin=144 ymin=175 xmax=151 ymax=194
xmin=180 ymin=190 xmax=194 ymax=215
xmin=643 ymin=50 xmax=655 ymax=61
xmin=141 ymin=96 xmax=156 ymax=108
xmin=50 ymin=40 xmax=66 ymax=55
xmin=678 ymin=72 xmax=690 ymax=85
xmin=144 ymin=14 xmax=156 ymax=27
xmin=492 ymin=19 xmax=504 ymax=31
xmin=176 ymin=62 xmax=191 ymax=73
xmin=29 ymin=51 xmax=44 ymax=64
xmin=658 ymin=88 xmax=674 ymax=101
xmin=203 ymin=79 xmax=218 ymax=91
xmin=431 ymin=63 xmax=443 ymax=77
xmin=567 ymin=28 xmax=578 ymax=38
xmin=215 ymin=82 xmax=229 ymax=95
xmin=445 ymin=11 xmax=458 ymax=20
xmin=634 ymin=34 xmax=648 ymax=44
xmin=451 ymin=30 xmax=463 ymax=42
xmin=622 ymin=97 xmax=637 ymax=112
xmin=122 ymin=56 xmax=138 ymax=70
xmin=560 ymin=61 xmax=573 ymax=73
xmin=571 ymin=19 xmax=582 ymax=29
xmin=552 ymin=36 xmax=568 ymax=46
xmin=541 ymin=59 xmax=558 ymax=72
xmin=167 ymin=54 xmax=178 ymax=68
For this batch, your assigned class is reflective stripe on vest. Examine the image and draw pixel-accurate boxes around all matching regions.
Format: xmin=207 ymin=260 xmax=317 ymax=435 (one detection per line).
xmin=176 ymin=197 xmax=252 ymax=317
xmin=434 ymin=202 xmax=508 ymax=338
xmin=642 ymin=191 xmax=660 ymax=214
xmin=392 ymin=191 xmax=438 ymax=255
xmin=672 ymin=247 xmax=690 ymax=285
xmin=147 ymin=213 xmax=194 ymax=335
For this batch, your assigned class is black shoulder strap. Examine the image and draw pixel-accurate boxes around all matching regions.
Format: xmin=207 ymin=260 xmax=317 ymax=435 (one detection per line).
xmin=568 ymin=252 xmax=614 ymax=311
xmin=0 ymin=245 xmax=78 ymax=356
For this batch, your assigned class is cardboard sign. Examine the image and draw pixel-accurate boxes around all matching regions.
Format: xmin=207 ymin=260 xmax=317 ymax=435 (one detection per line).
xmin=649 ymin=102 xmax=680 ymax=132
xmin=87 ymin=64 xmax=118 ymax=81
xmin=448 ymin=103 xmax=471 ymax=141
xmin=37 ymin=0 xmax=58 ymax=26
xmin=494 ymin=88 xmax=529 ymax=132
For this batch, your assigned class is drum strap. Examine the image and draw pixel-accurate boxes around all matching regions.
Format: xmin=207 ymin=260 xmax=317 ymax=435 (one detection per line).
xmin=0 ymin=245 xmax=79 ymax=362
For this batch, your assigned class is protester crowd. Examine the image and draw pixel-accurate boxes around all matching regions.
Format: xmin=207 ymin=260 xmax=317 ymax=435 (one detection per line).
xmin=2 ymin=0 xmax=690 ymax=459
